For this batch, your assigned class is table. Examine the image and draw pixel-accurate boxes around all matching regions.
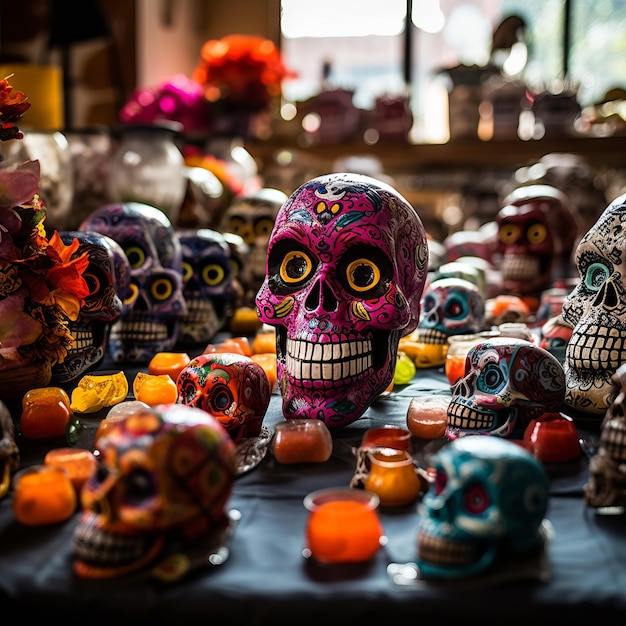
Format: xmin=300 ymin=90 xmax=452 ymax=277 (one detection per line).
xmin=1 ymin=353 xmax=625 ymax=626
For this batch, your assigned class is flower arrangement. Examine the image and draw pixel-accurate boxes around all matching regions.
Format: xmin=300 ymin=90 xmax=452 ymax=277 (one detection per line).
xmin=0 ymin=77 xmax=90 ymax=375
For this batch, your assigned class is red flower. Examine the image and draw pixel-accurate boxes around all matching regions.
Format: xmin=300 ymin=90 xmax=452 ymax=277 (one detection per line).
xmin=0 ymin=76 xmax=31 ymax=141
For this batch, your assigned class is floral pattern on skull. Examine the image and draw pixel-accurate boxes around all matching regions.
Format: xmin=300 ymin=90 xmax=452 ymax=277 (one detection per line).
xmin=73 ymin=403 xmax=236 ymax=580
xmin=80 ymin=202 xmax=187 ymax=363
xmin=255 ymin=173 xmax=428 ymax=428
xmin=447 ymin=337 xmax=565 ymax=438
xmin=561 ymin=193 xmax=626 ymax=417
xmin=417 ymin=435 xmax=549 ymax=579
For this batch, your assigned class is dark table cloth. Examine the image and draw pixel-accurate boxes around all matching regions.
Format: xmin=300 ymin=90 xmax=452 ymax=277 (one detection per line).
xmin=1 ymin=351 xmax=625 ymax=626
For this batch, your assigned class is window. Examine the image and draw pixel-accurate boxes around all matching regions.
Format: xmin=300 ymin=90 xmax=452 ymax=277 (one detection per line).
xmin=280 ymin=0 xmax=626 ymax=143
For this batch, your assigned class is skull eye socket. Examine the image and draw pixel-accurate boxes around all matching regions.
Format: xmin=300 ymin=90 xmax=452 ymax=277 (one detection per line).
xmin=464 ymin=482 xmax=490 ymax=514
xmin=526 ymin=223 xmax=547 ymax=244
xmin=82 ymin=270 xmax=102 ymax=297
xmin=499 ymin=223 xmax=520 ymax=245
xmin=209 ymin=384 xmax=234 ymax=413
xmin=229 ymin=217 xmax=254 ymax=244
xmin=434 ymin=469 xmax=448 ymax=495
xmin=444 ymin=295 xmax=468 ymax=319
xmin=125 ymin=245 xmax=146 ymax=269
xmin=345 ymin=258 xmax=381 ymax=293
xmin=584 ymin=262 xmax=610 ymax=291
xmin=201 ymin=263 xmax=226 ymax=287
xmin=124 ymin=469 xmax=157 ymax=504
xmin=149 ymin=276 xmax=174 ymax=302
xmin=476 ymin=363 xmax=506 ymax=393
xmin=124 ymin=283 xmax=139 ymax=306
xmin=182 ymin=262 xmax=193 ymax=282
xmin=255 ymin=218 xmax=275 ymax=238
xmin=279 ymin=250 xmax=314 ymax=285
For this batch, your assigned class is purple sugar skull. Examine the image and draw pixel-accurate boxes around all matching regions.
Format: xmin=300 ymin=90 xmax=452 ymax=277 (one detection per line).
xmin=51 ymin=230 xmax=128 ymax=383
xmin=255 ymin=173 xmax=428 ymax=428
xmin=80 ymin=202 xmax=186 ymax=363
xmin=176 ymin=228 xmax=237 ymax=345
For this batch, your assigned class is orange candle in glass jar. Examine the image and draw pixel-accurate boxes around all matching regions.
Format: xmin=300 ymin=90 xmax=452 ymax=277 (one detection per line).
xmin=303 ymin=488 xmax=384 ymax=563
xmin=361 ymin=426 xmax=411 ymax=451
xmin=12 ymin=465 xmax=77 ymax=525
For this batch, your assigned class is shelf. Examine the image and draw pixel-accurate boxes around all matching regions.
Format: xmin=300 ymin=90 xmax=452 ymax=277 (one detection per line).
xmin=246 ymin=134 xmax=626 ymax=173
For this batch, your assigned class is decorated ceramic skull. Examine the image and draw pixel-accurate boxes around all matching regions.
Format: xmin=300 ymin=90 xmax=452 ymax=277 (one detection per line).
xmin=447 ymin=337 xmax=565 ymax=439
xmin=411 ymin=276 xmax=485 ymax=368
xmin=495 ymin=185 xmax=573 ymax=303
xmin=584 ymin=363 xmax=626 ymax=509
xmin=0 ymin=400 xmax=19 ymax=499
xmin=220 ymin=188 xmax=287 ymax=307
xmin=417 ymin=435 xmax=549 ymax=579
xmin=561 ymin=193 xmax=626 ymax=417
xmin=51 ymin=231 xmax=127 ymax=384
xmin=255 ymin=173 xmax=428 ymax=428
xmin=80 ymin=202 xmax=187 ymax=363
xmin=176 ymin=228 xmax=237 ymax=346
xmin=176 ymin=352 xmax=271 ymax=443
xmin=73 ymin=403 xmax=237 ymax=580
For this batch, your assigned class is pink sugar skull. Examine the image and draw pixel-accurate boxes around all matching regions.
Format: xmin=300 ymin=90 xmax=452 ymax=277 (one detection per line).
xmin=255 ymin=173 xmax=428 ymax=428
xmin=176 ymin=352 xmax=271 ymax=443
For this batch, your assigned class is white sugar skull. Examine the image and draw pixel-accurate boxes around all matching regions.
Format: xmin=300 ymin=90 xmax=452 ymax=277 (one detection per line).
xmin=561 ymin=193 xmax=626 ymax=417
xmin=255 ymin=173 xmax=428 ymax=428
xmin=73 ymin=403 xmax=237 ymax=580
xmin=177 ymin=228 xmax=237 ymax=345
xmin=51 ymin=231 xmax=128 ymax=384
xmin=412 ymin=276 xmax=485 ymax=368
xmin=80 ymin=202 xmax=187 ymax=363
xmin=417 ymin=435 xmax=549 ymax=579
xmin=447 ymin=337 xmax=565 ymax=438
xmin=584 ymin=362 xmax=626 ymax=509
xmin=220 ymin=188 xmax=287 ymax=307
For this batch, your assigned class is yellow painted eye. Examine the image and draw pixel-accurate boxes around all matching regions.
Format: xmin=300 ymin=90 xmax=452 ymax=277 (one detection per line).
xmin=527 ymin=223 xmax=547 ymax=244
xmin=125 ymin=245 xmax=146 ymax=269
xmin=151 ymin=278 xmax=174 ymax=301
xmin=229 ymin=216 xmax=246 ymax=235
xmin=499 ymin=224 xmax=520 ymax=245
xmin=182 ymin=262 xmax=193 ymax=282
xmin=315 ymin=201 xmax=326 ymax=214
xmin=279 ymin=250 xmax=313 ymax=284
xmin=346 ymin=258 xmax=380 ymax=292
xmin=330 ymin=202 xmax=341 ymax=215
xmin=202 ymin=263 xmax=225 ymax=286
xmin=124 ymin=283 xmax=139 ymax=305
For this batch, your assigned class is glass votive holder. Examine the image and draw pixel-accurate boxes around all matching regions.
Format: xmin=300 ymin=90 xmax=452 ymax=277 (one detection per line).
xmin=273 ymin=419 xmax=333 ymax=464
xmin=12 ymin=465 xmax=77 ymax=525
xmin=303 ymin=487 xmax=385 ymax=564
xmin=364 ymin=447 xmax=422 ymax=507
xmin=361 ymin=425 xmax=411 ymax=451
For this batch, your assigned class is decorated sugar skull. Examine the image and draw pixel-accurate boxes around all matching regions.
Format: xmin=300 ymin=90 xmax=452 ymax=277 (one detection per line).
xmin=176 ymin=352 xmax=271 ymax=443
xmin=220 ymin=188 xmax=287 ymax=307
xmin=412 ymin=276 xmax=485 ymax=368
xmin=561 ymin=193 xmax=626 ymax=417
xmin=255 ymin=173 xmax=428 ymax=428
xmin=176 ymin=228 xmax=237 ymax=345
xmin=73 ymin=403 xmax=237 ymax=580
xmin=495 ymin=185 xmax=573 ymax=303
xmin=447 ymin=337 xmax=565 ymax=439
xmin=80 ymin=202 xmax=187 ymax=363
xmin=0 ymin=400 xmax=19 ymax=499
xmin=417 ymin=435 xmax=549 ymax=579
xmin=585 ymin=363 xmax=626 ymax=509
xmin=540 ymin=314 xmax=573 ymax=364
xmin=51 ymin=231 xmax=128 ymax=384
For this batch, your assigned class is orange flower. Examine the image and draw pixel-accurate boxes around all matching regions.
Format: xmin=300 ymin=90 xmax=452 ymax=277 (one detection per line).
xmin=0 ymin=75 xmax=30 ymax=141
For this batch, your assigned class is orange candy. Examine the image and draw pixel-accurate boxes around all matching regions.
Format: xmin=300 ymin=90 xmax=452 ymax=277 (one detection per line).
xmin=44 ymin=447 xmax=97 ymax=491
xmin=148 ymin=352 xmax=191 ymax=381
xmin=208 ymin=336 xmax=253 ymax=356
xmin=133 ymin=372 xmax=179 ymax=405
xmin=251 ymin=329 xmax=276 ymax=354
xmin=20 ymin=387 xmax=72 ymax=439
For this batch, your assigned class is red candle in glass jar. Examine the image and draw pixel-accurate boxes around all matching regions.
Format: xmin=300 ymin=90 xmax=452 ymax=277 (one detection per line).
xmin=273 ymin=419 xmax=333 ymax=464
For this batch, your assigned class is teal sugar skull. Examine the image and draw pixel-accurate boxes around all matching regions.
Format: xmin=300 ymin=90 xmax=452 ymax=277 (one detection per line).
xmin=417 ymin=435 xmax=549 ymax=579
xmin=255 ymin=173 xmax=428 ymax=429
